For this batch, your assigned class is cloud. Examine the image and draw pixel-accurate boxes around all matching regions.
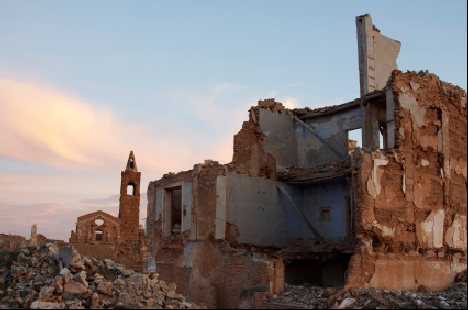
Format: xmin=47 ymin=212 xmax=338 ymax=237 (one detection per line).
xmin=0 ymin=78 xmax=205 ymax=176
xmin=281 ymin=97 xmax=298 ymax=109
xmin=0 ymin=78 xmax=128 ymax=168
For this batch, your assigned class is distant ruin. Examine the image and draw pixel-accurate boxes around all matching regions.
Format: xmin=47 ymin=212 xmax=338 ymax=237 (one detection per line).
xmin=69 ymin=151 xmax=149 ymax=271
xmin=144 ymin=14 xmax=467 ymax=308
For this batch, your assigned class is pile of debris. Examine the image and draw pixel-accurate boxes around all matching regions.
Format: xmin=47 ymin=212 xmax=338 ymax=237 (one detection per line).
xmin=330 ymin=281 xmax=467 ymax=309
xmin=0 ymin=244 xmax=205 ymax=309
xmin=277 ymin=159 xmax=351 ymax=183
xmin=267 ymin=284 xmax=339 ymax=308
xmin=267 ymin=276 xmax=467 ymax=309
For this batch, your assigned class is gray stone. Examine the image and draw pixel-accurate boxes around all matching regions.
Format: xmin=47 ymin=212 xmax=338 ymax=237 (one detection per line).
xmin=63 ymin=280 xmax=87 ymax=296
xmin=30 ymin=301 xmax=64 ymax=309
xmin=59 ymin=247 xmax=74 ymax=269
xmin=73 ymin=271 xmax=88 ymax=288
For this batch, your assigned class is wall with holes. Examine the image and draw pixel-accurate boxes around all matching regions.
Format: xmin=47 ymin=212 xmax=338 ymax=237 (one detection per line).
xmin=257 ymin=105 xmax=364 ymax=170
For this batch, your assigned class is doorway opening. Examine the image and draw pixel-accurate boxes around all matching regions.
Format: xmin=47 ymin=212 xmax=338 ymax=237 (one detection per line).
xmin=165 ymin=186 xmax=182 ymax=236
xmin=284 ymin=253 xmax=352 ymax=287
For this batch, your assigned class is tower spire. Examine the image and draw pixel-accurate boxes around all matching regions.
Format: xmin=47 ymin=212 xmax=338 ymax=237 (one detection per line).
xmin=126 ymin=150 xmax=138 ymax=172
xmin=119 ymin=150 xmax=141 ymax=242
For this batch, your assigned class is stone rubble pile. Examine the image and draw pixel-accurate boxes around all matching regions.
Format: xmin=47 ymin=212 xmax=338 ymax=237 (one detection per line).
xmin=267 ymin=284 xmax=339 ymax=308
xmin=330 ymin=282 xmax=467 ymax=309
xmin=268 ymin=275 xmax=467 ymax=309
xmin=0 ymin=244 xmax=206 ymax=309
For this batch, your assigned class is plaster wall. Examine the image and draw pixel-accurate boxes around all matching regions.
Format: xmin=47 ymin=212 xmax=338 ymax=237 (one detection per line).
xmin=221 ymin=174 xmax=304 ymax=247
xmin=303 ymin=180 xmax=350 ymax=240
xmin=258 ymin=109 xmax=298 ymax=170
xmin=299 ymin=106 xmax=362 ymax=167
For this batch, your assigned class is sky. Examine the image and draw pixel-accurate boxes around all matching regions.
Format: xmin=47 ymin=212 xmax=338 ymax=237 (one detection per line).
xmin=0 ymin=0 xmax=466 ymax=241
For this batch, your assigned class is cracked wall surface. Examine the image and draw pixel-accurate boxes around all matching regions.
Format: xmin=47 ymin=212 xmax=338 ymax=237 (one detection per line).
xmin=348 ymin=71 xmax=467 ymax=291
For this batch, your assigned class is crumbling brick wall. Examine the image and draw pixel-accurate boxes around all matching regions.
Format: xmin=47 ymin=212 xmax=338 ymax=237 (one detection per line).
xmin=70 ymin=211 xmax=120 ymax=244
xmin=231 ymin=99 xmax=279 ymax=179
xmin=347 ymin=71 xmax=467 ymax=291
xmin=0 ymin=234 xmax=26 ymax=252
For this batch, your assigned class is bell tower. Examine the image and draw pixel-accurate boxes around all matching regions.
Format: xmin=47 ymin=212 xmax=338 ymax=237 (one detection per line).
xmin=118 ymin=150 xmax=141 ymax=242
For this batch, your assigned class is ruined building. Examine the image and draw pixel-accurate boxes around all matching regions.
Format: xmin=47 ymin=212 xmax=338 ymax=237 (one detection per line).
xmin=70 ymin=151 xmax=149 ymax=270
xmin=146 ymin=14 xmax=466 ymax=308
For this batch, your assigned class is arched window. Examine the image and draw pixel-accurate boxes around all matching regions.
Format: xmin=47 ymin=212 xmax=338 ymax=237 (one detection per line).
xmin=127 ymin=183 xmax=136 ymax=196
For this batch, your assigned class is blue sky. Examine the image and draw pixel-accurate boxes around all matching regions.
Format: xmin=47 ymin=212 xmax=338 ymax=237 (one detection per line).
xmin=0 ymin=0 xmax=466 ymax=240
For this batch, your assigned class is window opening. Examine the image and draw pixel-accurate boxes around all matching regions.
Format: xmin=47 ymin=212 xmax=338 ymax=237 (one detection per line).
xmin=95 ymin=230 xmax=103 ymax=241
xmin=165 ymin=186 xmax=182 ymax=236
xmin=171 ymin=188 xmax=182 ymax=235
xmin=127 ymin=183 xmax=136 ymax=196
xmin=347 ymin=128 xmax=362 ymax=152
xmin=95 ymin=219 xmax=104 ymax=226
xmin=320 ymin=207 xmax=331 ymax=221
xmin=379 ymin=121 xmax=387 ymax=149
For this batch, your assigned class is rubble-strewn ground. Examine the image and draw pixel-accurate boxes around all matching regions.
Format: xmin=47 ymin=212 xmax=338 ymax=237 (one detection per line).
xmin=0 ymin=244 xmax=206 ymax=309
xmin=267 ymin=275 xmax=467 ymax=309
xmin=1 ymin=244 xmax=465 ymax=309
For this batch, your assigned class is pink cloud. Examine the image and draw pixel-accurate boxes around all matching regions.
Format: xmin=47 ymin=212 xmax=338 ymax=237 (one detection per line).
xmin=0 ymin=78 xmax=262 ymax=240
xmin=0 ymin=78 xmax=200 ymax=176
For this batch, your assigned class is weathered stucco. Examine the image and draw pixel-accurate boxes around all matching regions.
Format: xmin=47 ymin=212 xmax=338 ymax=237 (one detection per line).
xmin=356 ymin=14 xmax=401 ymax=96
xmin=348 ymin=71 xmax=467 ymax=292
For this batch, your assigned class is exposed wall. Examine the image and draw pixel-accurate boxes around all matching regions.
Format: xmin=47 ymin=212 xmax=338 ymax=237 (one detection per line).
xmin=217 ymin=173 xmax=304 ymax=247
xmin=214 ymin=174 xmax=352 ymax=247
xmin=118 ymin=168 xmax=141 ymax=242
xmin=232 ymin=98 xmax=364 ymax=174
xmin=0 ymin=234 xmax=26 ymax=252
xmin=356 ymin=14 xmax=401 ymax=96
xmin=231 ymin=100 xmax=278 ymax=179
xmin=258 ymin=108 xmax=297 ymax=170
xmin=299 ymin=106 xmax=362 ymax=166
xmin=146 ymin=170 xmax=193 ymax=250
xmin=70 ymin=211 xmax=120 ymax=243
xmin=303 ymin=180 xmax=350 ymax=241
xmin=348 ymin=71 xmax=467 ymax=291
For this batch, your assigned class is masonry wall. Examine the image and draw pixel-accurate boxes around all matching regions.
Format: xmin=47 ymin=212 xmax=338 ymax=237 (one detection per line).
xmin=347 ymin=71 xmax=467 ymax=291
xmin=71 ymin=211 xmax=120 ymax=243
xmin=119 ymin=170 xmax=141 ymax=242
xmin=0 ymin=234 xmax=26 ymax=252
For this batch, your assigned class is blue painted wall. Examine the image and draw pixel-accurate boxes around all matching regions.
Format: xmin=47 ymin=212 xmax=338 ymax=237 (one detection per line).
xmin=303 ymin=180 xmax=349 ymax=240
